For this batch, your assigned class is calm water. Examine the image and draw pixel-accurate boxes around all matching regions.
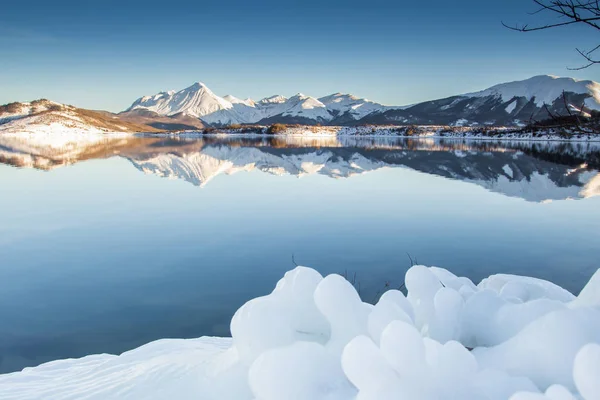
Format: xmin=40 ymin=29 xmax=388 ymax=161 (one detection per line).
xmin=1 ymin=135 xmax=599 ymax=373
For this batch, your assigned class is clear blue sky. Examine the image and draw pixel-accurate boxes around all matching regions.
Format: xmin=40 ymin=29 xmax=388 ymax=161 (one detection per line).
xmin=1 ymin=0 xmax=599 ymax=112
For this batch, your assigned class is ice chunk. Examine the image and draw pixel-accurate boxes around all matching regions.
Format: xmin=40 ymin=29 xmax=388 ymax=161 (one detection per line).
xmin=249 ymin=341 xmax=355 ymax=400
xmin=230 ymin=267 xmax=330 ymax=363
xmin=379 ymin=320 xmax=426 ymax=379
xmin=406 ymin=265 xmax=444 ymax=328
xmin=341 ymin=335 xmax=398 ymax=394
xmin=314 ymin=274 xmax=372 ymax=355
xmin=474 ymin=308 xmax=600 ymax=391
xmin=570 ymin=269 xmax=600 ymax=308
xmin=367 ymin=295 xmax=413 ymax=345
xmin=378 ymin=289 xmax=414 ymax=322
xmin=429 ymin=287 xmax=464 ymax=343
xmin=573 ymin=343 xmax=600 ymax=400
xmin=479 ymin=274 xmax=575 ymax=303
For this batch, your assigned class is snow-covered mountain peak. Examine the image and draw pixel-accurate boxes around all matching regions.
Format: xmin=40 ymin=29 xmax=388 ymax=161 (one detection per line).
xmin=223 ymin=95 xmax=243 ymax=104
xmin=320 ymin=93 xmax=360 ymax=103
xmin=127 ymin=81 xmax=234 ymax=120
xmin=289 ymin=93 xmax=310 ymax=100
xmin=318 ymin=93 xmax=390 ymax=119
xmin=282 ymin=95 xmax=330 ymax=120
xmin=223 ymin=95 xmax=256 ymax=107
xmin=189 ymin=81 xmax=208 ymax=89
xmin=259 ymin=95 xmax=288 ymax=104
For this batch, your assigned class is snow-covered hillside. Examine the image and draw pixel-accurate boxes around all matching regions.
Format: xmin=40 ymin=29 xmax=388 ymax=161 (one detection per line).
xmin=0 ymin=100 xmax=158 ymax=135
xmin=465 ymin=75 xmax=600 ymax=110
xmin=1 ymin=265 xmax=599 ymax=400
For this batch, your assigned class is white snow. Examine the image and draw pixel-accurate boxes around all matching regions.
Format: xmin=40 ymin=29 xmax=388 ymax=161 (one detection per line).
xmin=505 ymin=100 xmax=518 ymax=114
xmin=1 ymin=265 xmax=599 ymax=400
xmin=0 ymin=112 xmax=106 ymax=135
xmin=465 ymin=75 xmax=600 ymax=110
xmin=279 ymin=93 xmax=332 ymax=121
xmin=452 ymin=118 xmax=470 ymax=126
xmin=0 ymin=100 xmax=141 ymax=135
xmin=318 ymin=93 xmax=391 ymax=119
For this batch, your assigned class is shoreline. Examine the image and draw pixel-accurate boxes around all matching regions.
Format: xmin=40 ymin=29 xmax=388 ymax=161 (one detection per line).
xmin=141 ymin=131 xmax=600 ymax=142
xmin=3 ymin=123 xmax=600 ymax=143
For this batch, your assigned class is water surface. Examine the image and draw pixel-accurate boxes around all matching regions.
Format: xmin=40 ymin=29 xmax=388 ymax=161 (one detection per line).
xmin=1 ymin=135 xmax=599 ymax=373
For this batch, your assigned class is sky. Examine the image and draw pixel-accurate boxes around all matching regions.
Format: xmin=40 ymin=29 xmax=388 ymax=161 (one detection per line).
xmin=1 ymin=0 xmax=600 ymax=112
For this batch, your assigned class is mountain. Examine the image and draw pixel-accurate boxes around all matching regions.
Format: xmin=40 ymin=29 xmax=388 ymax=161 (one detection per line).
xmin=125 ymin=83 xmax=391 ymax=126
xmin=125 ymin=75 xmax=600 ymax=127
xmin=318 ymin=93 xmax=396 ymax=122
xmin=361 ymin=75 xmax=600 ymax=127
xmin=0 ymin=100 xmax=162 ymax=135
xmin=117 ymin=109 xmax=205 ymax=131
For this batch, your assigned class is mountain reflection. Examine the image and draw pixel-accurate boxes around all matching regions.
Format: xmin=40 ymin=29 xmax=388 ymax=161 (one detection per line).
xmin=1 ymin=134 xmax=599 ymax=202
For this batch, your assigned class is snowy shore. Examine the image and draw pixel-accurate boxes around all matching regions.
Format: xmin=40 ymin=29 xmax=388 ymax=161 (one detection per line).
xmin=148 ymin=125 xmax=600 ymax=142
xmin=2 ymin=121 xmax=600 ymax=142
xmin=1 ymin=265 xmax=598 ymax=400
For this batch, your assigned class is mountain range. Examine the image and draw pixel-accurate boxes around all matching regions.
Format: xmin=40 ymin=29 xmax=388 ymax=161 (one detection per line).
xmin=124 ymin=75 xmax=600 ymax=127
xmin=2 ymin=75 xmax=600 ymax=134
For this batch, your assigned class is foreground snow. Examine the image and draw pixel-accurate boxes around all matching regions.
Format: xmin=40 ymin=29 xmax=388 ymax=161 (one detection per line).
xmin=1 ymin=266 xmax=599 ymax=400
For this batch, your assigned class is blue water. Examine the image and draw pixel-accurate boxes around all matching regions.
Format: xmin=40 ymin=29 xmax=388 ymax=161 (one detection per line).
xmin=0 ymin=137 xmax=599 ymax=373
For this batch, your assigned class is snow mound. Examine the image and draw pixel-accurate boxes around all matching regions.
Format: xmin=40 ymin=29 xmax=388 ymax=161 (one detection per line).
xmin=1 ymin=266 xmax=599 ymax=400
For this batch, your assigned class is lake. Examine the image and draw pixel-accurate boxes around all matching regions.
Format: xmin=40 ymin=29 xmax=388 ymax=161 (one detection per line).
xmin=0 ymin=135 xmax=599 ymax=373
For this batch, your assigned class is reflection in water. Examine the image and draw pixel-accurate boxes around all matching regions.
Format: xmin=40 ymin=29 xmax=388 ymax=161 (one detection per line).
xmin=1 ymin=134 xmax=600 ymax=374
xmin=1 ymin=134 xmax=599 ymax=202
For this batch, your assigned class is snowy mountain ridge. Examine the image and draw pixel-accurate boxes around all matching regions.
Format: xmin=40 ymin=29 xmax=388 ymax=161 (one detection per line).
xmin=362 ymin=75 xmax=600 ymax=127
xmin=465 ymin=75 xmax=600 ymax=110
xmin=125 ymin=75 xmax=600 ymax=127
xmin=125 ymin=83 xmax=394 ymax=126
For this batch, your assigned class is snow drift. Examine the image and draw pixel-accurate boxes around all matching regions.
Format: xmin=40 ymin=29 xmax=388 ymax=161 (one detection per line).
xmin=1 ymin=266 xmax=599 ymax=400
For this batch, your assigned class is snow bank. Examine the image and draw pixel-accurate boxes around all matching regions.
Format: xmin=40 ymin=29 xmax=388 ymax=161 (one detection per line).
xmin=1 ymin=267 xmax=599 ymax=400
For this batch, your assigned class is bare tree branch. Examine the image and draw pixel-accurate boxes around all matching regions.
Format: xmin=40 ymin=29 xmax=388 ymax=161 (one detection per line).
xmin=506 ymin=0 xmax=600 ymax=68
